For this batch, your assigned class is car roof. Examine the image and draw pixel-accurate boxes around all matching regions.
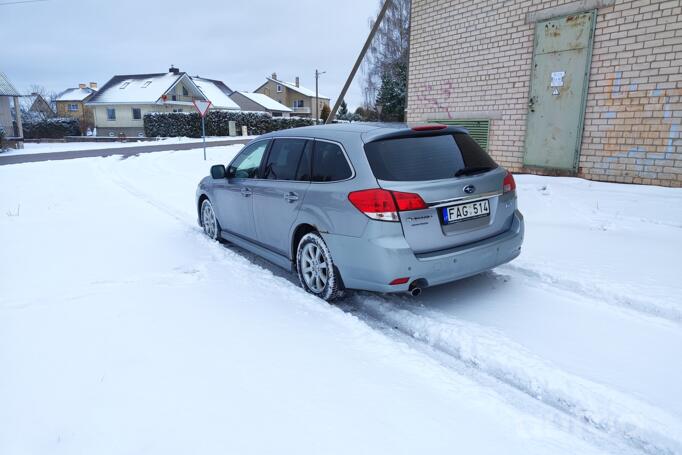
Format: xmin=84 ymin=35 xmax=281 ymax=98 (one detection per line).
xmin=260 ymin=122 xmax=469 ymax=143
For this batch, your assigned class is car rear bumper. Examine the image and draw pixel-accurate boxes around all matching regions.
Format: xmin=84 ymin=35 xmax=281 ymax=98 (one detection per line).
xmin=323 ymin=210 xmax=524 ymax=293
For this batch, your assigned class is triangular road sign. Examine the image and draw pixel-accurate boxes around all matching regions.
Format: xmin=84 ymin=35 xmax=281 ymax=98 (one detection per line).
xmin=193 ymin=99 xmax=212 ymax=117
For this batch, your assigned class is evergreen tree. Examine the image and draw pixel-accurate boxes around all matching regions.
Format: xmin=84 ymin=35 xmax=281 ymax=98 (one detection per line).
xmin=376 ymin=59 xmax=407 ymax=122
xmin=337 ymin=101 xmax=349 ymax=119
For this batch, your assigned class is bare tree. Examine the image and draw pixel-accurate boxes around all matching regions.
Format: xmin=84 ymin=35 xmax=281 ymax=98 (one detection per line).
xmin=28 ymin=84 xmax=57 ymax=103
xmin=361 ymin=0 xmax=411 ymax=108
xmin=21 ymin=84 xmax=57 ymax=120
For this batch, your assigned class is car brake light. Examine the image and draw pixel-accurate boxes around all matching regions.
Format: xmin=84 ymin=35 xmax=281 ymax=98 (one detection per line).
xmin=348 ymin=189 xmax=399 ymax=221
xmin=389 ymin=277 xmax=410 ymax=285
xmin=392 ymin=191 xmax=428 ymax=211
xmin=348 ymin=189 xmax=428 ymax=221
xmin=503 ymin=171 xmax=516 ymax=193
xmin=411 ymin=124 xmax=447 ymax=131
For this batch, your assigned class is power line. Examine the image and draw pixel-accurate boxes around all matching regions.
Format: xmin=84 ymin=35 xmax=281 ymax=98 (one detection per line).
xmin=0 ymin=0 xmax=49 ymax=5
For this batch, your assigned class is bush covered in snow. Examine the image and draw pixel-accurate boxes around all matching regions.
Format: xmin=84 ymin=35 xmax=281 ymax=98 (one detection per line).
xmin=143 ymin=111 xmax=315 ymax=138
xmin=22 ymin=118 xmax=81 ymax=139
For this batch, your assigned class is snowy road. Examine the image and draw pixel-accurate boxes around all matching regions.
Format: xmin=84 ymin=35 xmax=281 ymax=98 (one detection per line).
xmin=1 ymin=145 xmax=681 ymax=454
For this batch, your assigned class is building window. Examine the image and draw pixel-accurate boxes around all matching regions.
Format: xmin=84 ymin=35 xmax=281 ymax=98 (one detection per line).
xmin=172 ymin=95 xmax=177 ymax=101
xmin=68 ymin=103 xmax=78 ymax=111
xmin=106 ymin=108 xmax=116 ymax=120
xmin=141 ymin=80 xmax=152 ymax=88
xmin=132 ymin=108 xmax=142 ymax=120
xmin=173 ymin=108 xmax=183 ymax=113
xmin=182 ymin=87 xmax=188 ymax=96
xmin=119 ymin=80 xmax=131 ymax=89
xmin=293 ymin=99 xmax=304 ymax=108
xmin=277 ymin=84 xmax=283 ymax=93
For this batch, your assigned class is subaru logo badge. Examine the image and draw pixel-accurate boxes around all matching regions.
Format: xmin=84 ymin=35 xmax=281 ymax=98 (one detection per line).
xmin=463 ymin=185 xmax=476 ymax=194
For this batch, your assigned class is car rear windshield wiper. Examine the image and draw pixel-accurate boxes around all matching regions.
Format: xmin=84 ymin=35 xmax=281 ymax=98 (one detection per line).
xmin=454 ymin=166 xmax=494 ymax=177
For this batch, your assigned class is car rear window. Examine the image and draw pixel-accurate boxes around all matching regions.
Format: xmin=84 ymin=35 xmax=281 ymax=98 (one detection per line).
xmin=364 ymin=133 xmax=497 ymax=181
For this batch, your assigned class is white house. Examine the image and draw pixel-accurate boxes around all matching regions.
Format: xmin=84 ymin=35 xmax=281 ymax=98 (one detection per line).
xmin=86 ymin=67 xmax=240 ymax=137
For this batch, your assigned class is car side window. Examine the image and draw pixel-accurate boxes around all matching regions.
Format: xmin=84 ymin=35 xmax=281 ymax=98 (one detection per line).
xmin=262 ymin=138 xmax=308 ymax=181
xmin=312 ymin=141 xmax=352 ymax=182
xmin=228 ymin=141 xmax=269 ymax=179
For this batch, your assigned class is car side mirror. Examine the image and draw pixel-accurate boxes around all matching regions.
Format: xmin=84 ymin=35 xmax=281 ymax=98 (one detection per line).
xmin=210 ymin=164 xmax=226 ymax=179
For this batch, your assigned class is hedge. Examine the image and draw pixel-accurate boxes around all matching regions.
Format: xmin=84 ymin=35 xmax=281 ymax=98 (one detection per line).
xmin=143 ymin=111 xmax=315 ymax=138
xmin=23 ymin=118 xmax=81 ymax=139
xmin=0 ymin=128 xmax=5 ymax=151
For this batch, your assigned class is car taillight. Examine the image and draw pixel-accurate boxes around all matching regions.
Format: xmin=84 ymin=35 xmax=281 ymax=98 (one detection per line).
xmin=503 ymin=171 xmax=516 ymax=193
xmin=348 ymin=189 xmax=427 ymax=222
xmin=392 ymin=191 xmax=428 ymax=211
xmin=348 ymin=189 xmax=399 ymax=221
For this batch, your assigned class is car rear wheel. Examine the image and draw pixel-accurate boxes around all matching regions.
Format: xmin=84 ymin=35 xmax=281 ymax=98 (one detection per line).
xmin=296 ymin=232 xmax=340 ymax=301
xmin=201 ymin=199 xmax=220 ymax=240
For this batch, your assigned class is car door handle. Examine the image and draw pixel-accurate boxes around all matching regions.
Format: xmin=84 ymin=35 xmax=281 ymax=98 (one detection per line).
xmin=240 ymin=188 xmax=252 ymax=197
xmin=283 ymin=192 xmax=299 ymax=203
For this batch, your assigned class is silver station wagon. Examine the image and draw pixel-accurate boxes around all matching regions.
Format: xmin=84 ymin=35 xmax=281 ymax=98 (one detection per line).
xmin=196 ymin=123 xmax=524 ymax=300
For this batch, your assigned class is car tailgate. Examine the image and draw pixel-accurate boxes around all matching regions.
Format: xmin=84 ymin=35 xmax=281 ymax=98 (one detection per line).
xmin=377 ymin=169 xmax=515 ymax=254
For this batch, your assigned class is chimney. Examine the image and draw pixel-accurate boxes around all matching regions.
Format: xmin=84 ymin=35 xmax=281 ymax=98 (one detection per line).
xmin=79 ymin=83 xmax=86 ymax=89
xmin=271 ymin=72 xmax=277 ymax=81
xmin=295 ymin=77 xmax=300 ymax=87
xmin=89 ymin=82 xmax=98 ymax=90
xmin=169 ymin=65 xmax=180 ymax=75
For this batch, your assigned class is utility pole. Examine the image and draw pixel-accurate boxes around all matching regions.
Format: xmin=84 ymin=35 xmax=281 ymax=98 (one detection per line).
xmin=315 ymin=69 xmax=325 ymax=123
xmin=326 ymin=0 xmax=393 ymax=124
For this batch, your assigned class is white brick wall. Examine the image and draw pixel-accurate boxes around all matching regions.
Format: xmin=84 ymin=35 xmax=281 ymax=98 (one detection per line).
xmin=407 ymin=0 xmax=682 ymax=187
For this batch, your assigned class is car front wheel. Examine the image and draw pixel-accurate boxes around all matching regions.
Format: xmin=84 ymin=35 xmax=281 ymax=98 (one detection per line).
xmin=201 ymin=199 xmax=220 ymax=240
xmin=296 ymin=232 xmax=341 ymax=301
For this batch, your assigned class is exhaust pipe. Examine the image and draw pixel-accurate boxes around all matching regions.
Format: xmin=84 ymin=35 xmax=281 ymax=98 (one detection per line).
xmin=408 ymin=281 xmax=422 ymax=297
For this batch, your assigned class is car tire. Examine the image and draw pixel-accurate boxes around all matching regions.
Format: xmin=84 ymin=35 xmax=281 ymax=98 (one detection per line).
xmin=200 ymin=199 xmax=220 ymax=241
xmin=296 ymin=232 xmax=341 ymax=301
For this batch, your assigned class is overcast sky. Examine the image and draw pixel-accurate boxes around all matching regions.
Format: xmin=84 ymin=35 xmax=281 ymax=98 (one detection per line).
xmin=1 ymin=0 xmax=379 ymax=109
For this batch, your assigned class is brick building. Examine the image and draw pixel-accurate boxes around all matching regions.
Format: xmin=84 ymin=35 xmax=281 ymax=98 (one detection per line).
xmin=407 ymin=0 xmax=682 ymax=187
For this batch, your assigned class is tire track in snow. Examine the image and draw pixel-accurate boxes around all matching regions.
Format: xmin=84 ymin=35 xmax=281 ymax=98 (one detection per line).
xmin=499 ymin=263 xmax=682 ymax=327
xmin=349 ymin=293 xmax=682 ymax=455
xmin=94 ymin=158 xmax=195 ymax=227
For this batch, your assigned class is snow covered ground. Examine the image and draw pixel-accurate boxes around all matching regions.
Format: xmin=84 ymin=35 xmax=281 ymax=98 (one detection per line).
xmin=1 ymin=146 xmax=681 ymax=454
xmin=0 ymin=136 xmax=253 ymax=156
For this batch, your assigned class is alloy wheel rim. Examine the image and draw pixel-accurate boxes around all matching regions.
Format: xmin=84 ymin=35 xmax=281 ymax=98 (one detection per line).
xmin=301 ymin=243 xmax=328 ymax=293
xmin=203 ymin=203 xmax=216 ymax=238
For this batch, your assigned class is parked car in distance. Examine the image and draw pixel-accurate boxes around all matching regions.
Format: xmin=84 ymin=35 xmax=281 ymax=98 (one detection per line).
xmin=196 ymin=123 xmax=524 ymax=300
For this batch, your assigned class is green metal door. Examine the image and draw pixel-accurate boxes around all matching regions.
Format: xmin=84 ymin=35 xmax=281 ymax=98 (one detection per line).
xmin=524 ymin=11 xmax=596 ymax=171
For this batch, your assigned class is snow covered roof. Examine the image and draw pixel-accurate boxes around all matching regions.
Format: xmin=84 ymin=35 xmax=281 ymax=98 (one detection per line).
xmin=191 ymin=77 xmax=240 ymax=110
xmin=55 ymin=87 xmax=96 ymax=102
xmin=262 ymin=77 xmax=329 ymax=100
xmin=0 ymin=72 xmax=20 ymax=97
xmin=234 ymin=92 xmax=292 ymax=112
xmin=87 ymin=72 xmax=204 ymax=105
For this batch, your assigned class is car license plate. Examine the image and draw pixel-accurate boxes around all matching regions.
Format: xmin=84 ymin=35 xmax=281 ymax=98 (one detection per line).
xmin=442 ymin=199 xmax=490 ymax=224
